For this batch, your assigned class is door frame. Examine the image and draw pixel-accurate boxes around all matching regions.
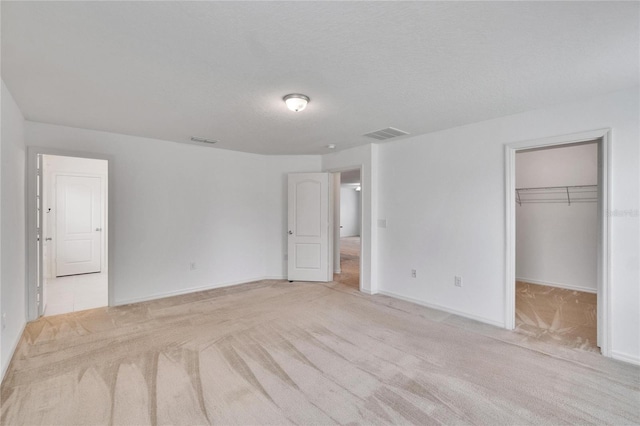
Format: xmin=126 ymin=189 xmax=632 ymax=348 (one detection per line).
xmin=327 ymin=166 xmax=364 ymax=292
xmin=26 ymin=146 xmax=113 ymax=321
xmin=504 ymin=128 xmax=611 ymax=357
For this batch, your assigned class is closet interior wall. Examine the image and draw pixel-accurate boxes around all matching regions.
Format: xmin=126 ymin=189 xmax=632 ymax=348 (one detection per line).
xmin=515 ymin=142 xmax=598 ymax=293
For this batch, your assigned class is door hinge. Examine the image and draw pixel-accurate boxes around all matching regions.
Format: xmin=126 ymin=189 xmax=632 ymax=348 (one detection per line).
xmin=36 ymin=293 xmax=40 ymax=302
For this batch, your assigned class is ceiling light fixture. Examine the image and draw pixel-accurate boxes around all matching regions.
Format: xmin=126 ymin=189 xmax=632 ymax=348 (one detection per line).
xmin=283 ymin=93 xmax=310 ymax=112
xmin=327 ymin=144 xmax=336 ymax=149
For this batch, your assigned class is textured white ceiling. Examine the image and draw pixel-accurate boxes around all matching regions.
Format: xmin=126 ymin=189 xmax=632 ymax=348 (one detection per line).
xmin=2 ymin=2 xmax=638 ymax=155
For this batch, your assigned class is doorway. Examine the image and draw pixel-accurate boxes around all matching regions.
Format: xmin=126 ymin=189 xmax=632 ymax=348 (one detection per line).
xmin=514 ymin=142 xmax=598 ymax=351
xmin=26 ymin=147 xmax=112 ymax=321
xmin=41 ymin=155 xmax=108 ymax=315
xmin=334 ymin=169 xmax=362 ymax=290
xmin=505 ymin=129 xmax=611 ymax=357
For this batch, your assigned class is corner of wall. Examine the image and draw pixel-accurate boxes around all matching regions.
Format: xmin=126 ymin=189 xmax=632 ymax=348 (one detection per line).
xmin=1 ymin=79 xmax=27 ymax=382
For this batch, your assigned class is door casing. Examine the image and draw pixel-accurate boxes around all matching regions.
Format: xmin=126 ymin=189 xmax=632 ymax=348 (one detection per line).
xmin=26 ymin=146 xmax=113 ymax=321
xmin=504 ymin=128 xmax=611 ymax=357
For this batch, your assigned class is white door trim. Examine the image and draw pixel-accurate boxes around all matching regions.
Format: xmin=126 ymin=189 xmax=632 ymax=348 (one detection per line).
xmin=26 ymin=146 xmax=113 ymax=321
xmin=504 ymin=128 xmax=611 ymax=357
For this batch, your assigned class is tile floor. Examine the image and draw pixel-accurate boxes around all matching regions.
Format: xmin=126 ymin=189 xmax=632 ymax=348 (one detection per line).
xmin=44 ymin=272 xmax=108 ymax=316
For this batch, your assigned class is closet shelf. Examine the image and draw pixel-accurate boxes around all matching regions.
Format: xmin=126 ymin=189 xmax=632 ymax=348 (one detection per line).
xmin=516 ymin=185 xmax=597 ymax=206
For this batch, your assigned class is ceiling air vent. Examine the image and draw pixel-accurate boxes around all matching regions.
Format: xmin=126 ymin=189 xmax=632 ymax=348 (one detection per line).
xmin=363 ymin=127 xmax=409 ymax=141
xmin=190 ymin=136 xmax=218 ymax=144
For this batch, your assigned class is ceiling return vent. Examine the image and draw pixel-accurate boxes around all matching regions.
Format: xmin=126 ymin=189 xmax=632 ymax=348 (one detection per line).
xmin=190 ymin=136 xmax=218 ymax=144
xmin=363 ymin=127 xmax=409 ymax=141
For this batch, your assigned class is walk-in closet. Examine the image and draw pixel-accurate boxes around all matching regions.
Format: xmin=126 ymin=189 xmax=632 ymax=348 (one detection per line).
xmin=515 ymin=141 xmax=599 ymax=351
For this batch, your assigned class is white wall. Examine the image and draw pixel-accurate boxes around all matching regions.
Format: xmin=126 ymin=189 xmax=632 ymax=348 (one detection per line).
xmin=516 ymin=143 xmax=598 ymax=188
xmin=516 ymin=144 xmax=598 ymax=292
xmin=25 ymin=122 xmax=321 ymax=305
xmin=340 ymin=185 xmax=361 ymax=237
xmin=1 ymin=81 xmax=26 ymax=380
xmin=376 ymin=87 xmax=639 ymax=363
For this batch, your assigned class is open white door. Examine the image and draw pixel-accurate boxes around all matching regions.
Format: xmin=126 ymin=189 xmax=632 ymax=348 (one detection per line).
xmin=56 ymin=175 xmax=102 ymax=276
xmin=288 ymin=173 xmax=331 ymax=282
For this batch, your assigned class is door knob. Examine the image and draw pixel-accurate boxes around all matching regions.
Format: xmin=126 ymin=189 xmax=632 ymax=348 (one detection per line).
xmin=45 ymin=237 xmax=52 ymax=241
xmin=95 ymin=228 xmax=102 ymax=232
xmin=288 ymin=230 xmax=293 ymax=235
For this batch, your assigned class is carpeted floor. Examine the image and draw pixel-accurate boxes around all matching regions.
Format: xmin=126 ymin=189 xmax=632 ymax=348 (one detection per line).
xmin=516 ymin=281 xmax=598 ymax=352
xmin=335 ymin=236 xmax=360 ymax=289
xmin=1 ymin=280 xmax=639 ymax=425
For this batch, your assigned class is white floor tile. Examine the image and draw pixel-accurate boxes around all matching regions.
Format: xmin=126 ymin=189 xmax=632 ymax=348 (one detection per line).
xmin=44 ymin=273 xmax=108 ymax=316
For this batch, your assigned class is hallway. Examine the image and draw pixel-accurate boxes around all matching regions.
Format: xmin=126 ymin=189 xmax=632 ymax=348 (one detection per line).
xmin=335 ymin=236 xmax=360 ymax=289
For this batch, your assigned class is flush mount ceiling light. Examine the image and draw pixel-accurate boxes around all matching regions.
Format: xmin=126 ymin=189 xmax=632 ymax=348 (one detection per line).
xmin=283 ymin=93 xmax=310 ymax=112
xmin=327 ymin=144 xmax=336 ymax=149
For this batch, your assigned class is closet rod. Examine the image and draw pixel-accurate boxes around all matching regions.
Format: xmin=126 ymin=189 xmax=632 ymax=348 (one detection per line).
xmin=515 ymin=185 xmax=597 ymax=206
xmin=516 ymin=185 xmax=597 ymax=191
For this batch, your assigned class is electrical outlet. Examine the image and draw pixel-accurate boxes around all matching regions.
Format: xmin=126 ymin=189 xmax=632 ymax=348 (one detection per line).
xmin=454 ymin=276 xmax=463 ymax=287
xmin=189 ymin=262 xmax=197 ymax=271
xmin=411 ymin=269 xmax=417 ymax=278
xmin=2 ymin=313 xmax=6 ymax=330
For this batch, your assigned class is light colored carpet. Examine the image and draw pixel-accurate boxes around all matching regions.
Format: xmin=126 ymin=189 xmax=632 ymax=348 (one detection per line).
xmin=335 ymin=236 xmax=360 ymax=289
xmin=2 ymin=280 xmax=639 ymax=425
xmin=516 ymin=281 xmax=598 ymax=352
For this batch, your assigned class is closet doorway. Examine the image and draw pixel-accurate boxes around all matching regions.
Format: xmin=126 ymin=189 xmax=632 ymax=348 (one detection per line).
xmin=515 ymin=142 xmax=598 ymax=351
xmin=505 ymin=129 xmax=611 ymax=357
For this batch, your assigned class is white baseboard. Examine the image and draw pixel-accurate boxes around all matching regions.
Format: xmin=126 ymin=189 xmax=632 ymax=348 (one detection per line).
xmin=611 ymin=350 xmax=640 ymax=366
xmin=334 ymin=268 xmax=341 ymax=274
xmin=359 ymin=288 xmax=376 ymax=295
xmin=114 ymin=276 xmax=286 ymax=306
xmin=516 ymin=277 xmax=597 ymax=294
xmin=378 ymin=289 xmax=504 ymax=328
xmin=1 ymin=321 xmax=26 ymax=384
